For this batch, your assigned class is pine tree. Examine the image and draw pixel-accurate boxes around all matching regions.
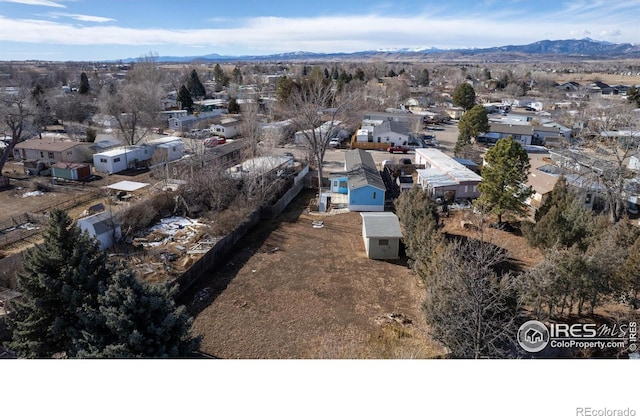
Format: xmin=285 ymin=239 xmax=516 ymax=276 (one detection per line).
xmin=79 ymin=72 xmax=90 ymax=95
xmin=177 ymin=85 xmax=194 ymax=113
xmin=476 ymin=137 xmax=532 ymax=224
xmin=455 ymin=104 xmax=488 ymax=155
xmin=186 ymin=69 xmax=206 ymax=98
xmin=5 ymin=209 xmax=201 ymax=358
xmin=452 ymin=82 xmax=476 ymax=111
xmin=6 ymin=209 xmax=109 ymax=358
xmin=231 ymin=66 xmax=243 ymax=85
xmin=227 ymin=97 xmax=240 ymax=114
xmin=77 ymin=268 xmax=200 ymax=358
xmin=417 ymin=68 xmax=430 ymax=87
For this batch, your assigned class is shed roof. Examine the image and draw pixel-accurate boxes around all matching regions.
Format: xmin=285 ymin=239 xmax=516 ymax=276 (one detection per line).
xmin=77 ymin=211 xmax=117 ymax=236
xmin=361 ymin=212 xmax=403 ymax=238
xmin=106 ymin=180 xmax=150 ymax=192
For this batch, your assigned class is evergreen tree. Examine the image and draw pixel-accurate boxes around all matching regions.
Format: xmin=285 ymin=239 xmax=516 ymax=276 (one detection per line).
xmin=79 ymin=72 xmax=90 ymax=95
xmin=626 ymin=86 xmax=640 ymax=108
xmin=354 ymin=68 xmax=365 ymax=82
xmin=323 ymin=67 xmax=330 ymax=79
xmin=395 ymin=187 xmax=443 ymax=279
xmin=417 ymin=68 xmax=430 ymax=87
xmin=522 ymin=177 xmax=595 ymax=251
xmin=275 ymin=76 xmax=297 ymax=103
xmin=455 ymin=104 xmax=488 ymax=155
xmin=77 ymin=268 xmax=201 ymax=358
xmin=186 ymin=69 xmax=206 ymax=98
xmin=387 ymin=69 xmax=397 ymax=77
xmin=227 ymin=97 xmax=240 ymax=114
xmin=6 ymin=209 xmax=109 ymax=358
xmin=231 ymin=66 xmax=243 ymax=85
xmin=177 ymin=85 xmax=194 ymax=113
xmin=452 ymin=82 xmax=476 ymax=111
xmin=476 ymin=137 xmax=532 ymax=224
xmin=213 ymin=64 xmax=229 ymax=88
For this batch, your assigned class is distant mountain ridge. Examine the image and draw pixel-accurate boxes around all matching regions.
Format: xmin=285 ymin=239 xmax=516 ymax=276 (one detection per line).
xmin=121 ymin=38 xmax=640 ymax=62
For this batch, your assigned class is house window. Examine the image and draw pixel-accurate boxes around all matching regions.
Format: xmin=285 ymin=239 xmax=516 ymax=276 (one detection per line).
xmin=67 ymin=151 xmax=73 ymax=155
xmin=40 ymin=152 xmax=44 ymax=158
xmin=373 ymin=192 xmax=377 ymax=199
xmin=48 ymin=152 xmax=54 ymax=159
xmin=100 ymin=158 xmax=107 ymax=163
xmin=340 ymin=181 xmax=347 ymax=189
xmin=114 ymin=157 xmax=121 ymax=163
xmin=378 ymin=239 xmax=389 ymax=246
xmin=585 ymin=193 xmax=592 ymax=204
xmin=333 ymin=180 xmax=338 ymax=188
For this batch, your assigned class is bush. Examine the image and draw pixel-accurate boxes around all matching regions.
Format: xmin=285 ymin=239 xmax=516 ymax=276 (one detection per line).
xmin=30 ymin=179 xmax=52 ymax=193
xmin=119 ymin=192 xmax=176 ymax=237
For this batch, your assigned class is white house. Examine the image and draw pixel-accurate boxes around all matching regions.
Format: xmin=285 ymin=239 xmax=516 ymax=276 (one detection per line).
xmin=294 ymin=121 xmax=342 ymax=145
xmin=146 ymin=137 xmax=184 ymax=162
xmin=92 ymin=145 xmax=153 ymax=174
xmin=630 ymin=153 xmax=640 ymax=171
xmin=211 ymin=117 xmax=242 ymax=139
xmin=77 ymin=211 xmax=121 ymax=250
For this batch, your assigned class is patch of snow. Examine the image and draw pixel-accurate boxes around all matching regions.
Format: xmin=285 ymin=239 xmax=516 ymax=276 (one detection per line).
xmin=22 ymin=190 xmax=44 ymax=198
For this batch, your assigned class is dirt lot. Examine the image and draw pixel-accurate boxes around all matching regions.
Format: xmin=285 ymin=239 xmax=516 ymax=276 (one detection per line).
xmin=184 ymin=189 xmax=449 ymax=359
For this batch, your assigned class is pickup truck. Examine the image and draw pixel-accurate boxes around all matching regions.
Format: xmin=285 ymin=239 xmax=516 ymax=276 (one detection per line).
xmin=387 ymin=145 xmax=409 ymax=154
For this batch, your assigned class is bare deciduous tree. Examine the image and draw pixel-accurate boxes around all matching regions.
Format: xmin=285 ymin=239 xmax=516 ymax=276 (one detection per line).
xmin=0 ymin=87 xmax=36 ymax=176
xmin=423 ymin=238 xmax=521 ymax=358
xmin=99 ymin=53 xmax=165 ymax=146
xmin=277 ymin=76 xmax=359 ymax=188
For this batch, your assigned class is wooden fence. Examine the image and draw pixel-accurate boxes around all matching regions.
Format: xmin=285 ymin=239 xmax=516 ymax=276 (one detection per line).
xmin=173 ymin=165 xmax=309 ymax=297
xmin=0 ymin=190 xmax=103 ymax=249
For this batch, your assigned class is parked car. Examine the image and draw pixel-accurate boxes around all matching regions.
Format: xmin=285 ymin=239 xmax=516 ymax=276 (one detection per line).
xmin=204 ymin=137 xmax=226 ymax=147
xmin=388 ymin=145 xmax=409 ymax=154
xmin=329 ymin=138 xmax=341 ymax=148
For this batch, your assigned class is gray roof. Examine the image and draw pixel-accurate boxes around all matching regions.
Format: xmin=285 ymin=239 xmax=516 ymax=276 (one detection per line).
xmin=361 ymin=212 xmax=403 ymax=238
xmin=490 ymin=123 xmax=534 ymax=136
xmin=344 ymin=149 xmax=386 ymax=191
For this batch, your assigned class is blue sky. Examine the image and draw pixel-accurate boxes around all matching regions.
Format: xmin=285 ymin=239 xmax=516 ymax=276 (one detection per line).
xmin=0 ymin=0 xmax=639 ymax=61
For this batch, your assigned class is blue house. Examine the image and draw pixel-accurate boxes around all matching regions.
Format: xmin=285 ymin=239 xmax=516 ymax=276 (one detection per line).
xmin=330 ymin=149 xmax=385 ymax=212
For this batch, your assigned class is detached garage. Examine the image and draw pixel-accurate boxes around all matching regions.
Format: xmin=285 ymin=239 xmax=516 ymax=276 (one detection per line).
xmin=361 ymin=212 xmax=403 ymax=260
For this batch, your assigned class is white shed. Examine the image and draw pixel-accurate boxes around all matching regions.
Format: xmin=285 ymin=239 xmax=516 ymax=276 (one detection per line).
xmin=361 ymin=212 xmax=403 ymax=260
xmin=77 ymin=211 xmax=121 ymax=250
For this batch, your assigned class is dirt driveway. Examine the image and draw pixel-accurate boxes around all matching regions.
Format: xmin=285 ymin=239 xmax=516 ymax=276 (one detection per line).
xmin=185 ymin=189 xmax=446 ymax=359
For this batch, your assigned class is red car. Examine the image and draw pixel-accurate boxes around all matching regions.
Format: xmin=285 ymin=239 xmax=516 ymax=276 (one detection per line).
xmin=388 ymin=145 xmax=409 ymax=154
xmin=204 ymin=137 xmax=226 ymax=147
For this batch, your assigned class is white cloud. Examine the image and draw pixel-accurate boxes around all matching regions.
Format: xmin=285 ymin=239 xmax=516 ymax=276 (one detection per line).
xmin=570 ymin=29 xmax=591 ymax=37
xmin=0 ymin=0 xmax=65 ymax=7
xmin=49 ymin=13 xmax=115 ymax=23
xmin=599 ymin=29 xmax=621 ymax=37
xmin=0 ymin=8 xmax=637 ymax=56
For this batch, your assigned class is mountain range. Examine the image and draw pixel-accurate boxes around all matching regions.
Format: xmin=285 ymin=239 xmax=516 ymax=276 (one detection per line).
xmin=123 ymin=38 xmax=640 ymax=63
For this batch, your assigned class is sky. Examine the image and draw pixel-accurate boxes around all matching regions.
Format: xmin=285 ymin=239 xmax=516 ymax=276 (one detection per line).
xmin=0 ymin=0 xmax=639 ymax=61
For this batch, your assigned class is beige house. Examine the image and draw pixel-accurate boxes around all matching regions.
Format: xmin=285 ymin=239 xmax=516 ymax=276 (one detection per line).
xmin=13 ymin=139 xmax=93 ymax=164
